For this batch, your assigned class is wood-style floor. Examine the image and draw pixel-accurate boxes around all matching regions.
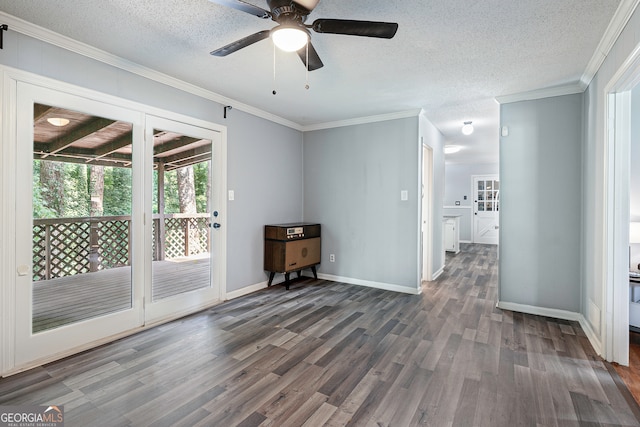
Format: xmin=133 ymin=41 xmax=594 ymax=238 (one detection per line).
xmin=614 ymin=331 xmax=640 ymax=406
xmin=2 ymin=244 xmax=640 ymax=426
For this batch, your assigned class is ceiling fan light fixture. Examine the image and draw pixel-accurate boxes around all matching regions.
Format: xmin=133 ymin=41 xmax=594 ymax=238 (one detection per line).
xmin=461 ymin=121 xmax=474 ymax=135
xmin=47 ymin=117 xmax=70 ymax=127
xmin=271 ymin=26 xmax=309 ymax=52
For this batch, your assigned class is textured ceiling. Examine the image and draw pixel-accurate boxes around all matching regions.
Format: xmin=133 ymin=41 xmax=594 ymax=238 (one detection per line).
xmin=0 ymin=0 xmax=628 ymax=163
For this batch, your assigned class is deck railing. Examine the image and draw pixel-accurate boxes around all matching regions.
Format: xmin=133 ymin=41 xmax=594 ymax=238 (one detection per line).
xmin=33 ymin=213 xmax=211 ymax=281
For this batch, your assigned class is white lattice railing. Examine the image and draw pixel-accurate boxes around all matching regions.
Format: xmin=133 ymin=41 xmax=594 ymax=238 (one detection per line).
xmin=33 ymin=213 xmax=211 ymax=281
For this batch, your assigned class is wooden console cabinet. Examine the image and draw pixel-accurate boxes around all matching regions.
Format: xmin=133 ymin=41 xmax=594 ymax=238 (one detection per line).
xmin=264 ymin=223 xmax=321 ymax=290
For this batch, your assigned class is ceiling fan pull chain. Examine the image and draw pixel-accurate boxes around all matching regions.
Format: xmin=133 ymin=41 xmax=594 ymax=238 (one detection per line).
xmin=305 ymin=43 xmax=310 ymax=90
xmin=272 ymin=42 xmax=277 ymax=95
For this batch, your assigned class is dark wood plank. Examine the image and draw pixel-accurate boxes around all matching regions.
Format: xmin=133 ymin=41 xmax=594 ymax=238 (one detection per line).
xmin=2 ymin=244 xmax=640 ymax=426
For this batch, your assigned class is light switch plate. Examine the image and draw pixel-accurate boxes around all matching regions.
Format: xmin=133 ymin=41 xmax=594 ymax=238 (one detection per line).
xmin=228 ymin=190 xmax=235 ymax=201
xmin=401 ymin=190 xmax=408 ymax=201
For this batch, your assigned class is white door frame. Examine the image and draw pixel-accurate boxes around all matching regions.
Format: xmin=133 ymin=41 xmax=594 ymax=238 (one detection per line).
xmin=602 ymin=43 xmax=640 ymax=364
xmin=12 ymin=81 xmax=146 ymax=368
xmin=143 ymin=115 xmax=226 ymax=325
xmin=0 ymin=67 xmax=227 ymax=375
xmin=421 ymin=143 xmax=434 ymax=282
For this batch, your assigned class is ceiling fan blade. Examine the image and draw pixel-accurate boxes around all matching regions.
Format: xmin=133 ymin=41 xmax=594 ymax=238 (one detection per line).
xmin=297 ymin=42 xmax=324 ymax=71
xmin=210 ymin=30 xmax=271 ymax=56
xmin=207 ymin=0 xmax=271 ymax=19
xmin=311 ymin=19 xmax=398 ymax=39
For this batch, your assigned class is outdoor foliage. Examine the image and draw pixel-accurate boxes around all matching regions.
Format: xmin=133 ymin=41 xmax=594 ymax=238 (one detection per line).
xmin=33 ymin=159 xmax=210 ymax=219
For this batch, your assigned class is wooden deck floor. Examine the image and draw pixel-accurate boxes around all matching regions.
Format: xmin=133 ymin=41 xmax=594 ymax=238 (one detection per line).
xmin=3 ymin=244 xmax=640 ymax=425
xmin=33 ymin=255 xmax=211 ymax=332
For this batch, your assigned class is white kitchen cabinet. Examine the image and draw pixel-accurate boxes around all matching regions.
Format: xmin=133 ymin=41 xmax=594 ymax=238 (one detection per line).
xmin=444 ymin=216 xmax=460 ymax=254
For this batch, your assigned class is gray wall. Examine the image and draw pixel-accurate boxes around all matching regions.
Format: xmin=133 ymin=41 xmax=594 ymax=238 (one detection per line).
xmin=499 ymin=93 xmax=583 ymax=312
xmin=443 ymin=162 xmax=499 ymax=242
xmin=0 ymin=30 xmax=304 ymax=294
xmin=303 ymin=117 xmax=423 ymax=289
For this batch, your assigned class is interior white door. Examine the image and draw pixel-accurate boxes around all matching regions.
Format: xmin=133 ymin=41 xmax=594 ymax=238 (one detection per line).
xmin=473 ymin=175 xmax=500 ymax=245
xmin=143 ymin=115 xmax=225 ymax=324
xmin=14 ymin=82 xmax=145 ymax=367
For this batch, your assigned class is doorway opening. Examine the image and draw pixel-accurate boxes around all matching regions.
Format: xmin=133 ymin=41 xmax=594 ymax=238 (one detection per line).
xmin=603 ymin=44 xmax=640 ymax=367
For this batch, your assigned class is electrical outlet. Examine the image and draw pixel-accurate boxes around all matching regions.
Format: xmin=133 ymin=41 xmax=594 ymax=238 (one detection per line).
xmin=329 ymin=254 xmax=335 ymax=262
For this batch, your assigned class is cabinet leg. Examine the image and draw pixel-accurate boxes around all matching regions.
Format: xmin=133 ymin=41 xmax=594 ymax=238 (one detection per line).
xmin=267 ymin=272 xmax=275 ymax=287
xmin=311 ymin=266 xmax=317 ymax=279
xmin=296 ymin=270 xmax=302 ymax=278
xmin=285 ymin=273 xmax=291 ymax=290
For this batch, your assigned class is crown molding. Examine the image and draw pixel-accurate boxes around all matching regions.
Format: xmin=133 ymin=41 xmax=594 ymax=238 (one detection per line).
xmin=302 ymin=109 xmax=422 ymax=132
xmin=0 ymin=12 xmax=303 ymax=131
xmin=580 ymin=0 xmax=640 ymax=89
xmin=494 ymin=83 xmax=584 ymax=105
xmin=495 ymin=0 xmax=639 ymax=105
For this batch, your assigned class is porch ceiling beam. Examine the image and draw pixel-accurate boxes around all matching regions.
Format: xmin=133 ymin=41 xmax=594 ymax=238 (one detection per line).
xmin=88 ymin=132 xmax=133 ymax=162
xmin=35 ymin=143 xmax=131 ymax=162
xmin=41 ymin=117 xmax=116 ymax=158
xmin=153 ymin=136 xmax=203 ymax=156
xmin=159 ymin=145 xmax=211 ymax=166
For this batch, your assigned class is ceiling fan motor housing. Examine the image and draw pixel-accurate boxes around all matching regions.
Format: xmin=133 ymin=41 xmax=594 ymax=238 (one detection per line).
xmin=268 ymin=1 xmax=310 ymax=22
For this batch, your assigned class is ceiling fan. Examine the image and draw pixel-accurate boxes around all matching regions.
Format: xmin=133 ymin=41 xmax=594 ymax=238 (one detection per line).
xmin=209 ymin=0 xmax=399 ymax=71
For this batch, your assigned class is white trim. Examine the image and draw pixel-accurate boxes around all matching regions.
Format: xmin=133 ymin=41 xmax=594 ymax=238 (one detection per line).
xmin=579 ymin=315 xmax=603 ymax=357
xmin=420 ymin=142 xmax=434 ymax=285
xmin=317 ymin=273 xmax=421 ymax=295
xmin=580 ymin=0 xmax=640 ymax=88
xmin=0 ymin=11 xmax=302 ymax=132
xmin=496 ymin=300 xmax=582 ymax=321
xmin=224 ymin=277 xmax=291 ymax=300
xmin=495 ymin=0 xmax=640 ymax=105
xmin=0 ymin=12 xmax=423 ymax=133
xmin=302 ymin=109 xmax=422 ymax=132
xmin=495 ymin=84 xmax=584 ymax=105
xmin=0 ymin=65 xmax=229 ymax=375
xmin=459 ymin=240 xmax=472 ymax=244
xmin=226 ymin=281 xmax=271 ymax=300
xmin=431 ymin=266 xmax=444 ymax=281
xmin=600 ymin=42 xmax=640 ymax=364
xmin=443 ymin=205 xmax=472 ymax=210
xmin=496 ymin=301 xmax=602 ymax=356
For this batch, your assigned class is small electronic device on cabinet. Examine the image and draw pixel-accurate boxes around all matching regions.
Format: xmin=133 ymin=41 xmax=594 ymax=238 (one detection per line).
xmin=264 ymin=223 xmax=321 ymax=290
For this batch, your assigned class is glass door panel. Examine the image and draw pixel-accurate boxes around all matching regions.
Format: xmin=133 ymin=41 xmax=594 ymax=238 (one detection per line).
xmin=151 ymin=129 xmax=213 ymax=301
xmin=144 ymin=115 xmax=223 ymax=324
xmin=15 ymin=83 xmax=143 ymax=367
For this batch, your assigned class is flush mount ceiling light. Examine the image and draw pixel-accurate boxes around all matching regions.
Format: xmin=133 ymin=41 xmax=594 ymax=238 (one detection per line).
xmin=461 ymin=121 xmax=474 ymax=135
xmin=444 ymin=145 xmax=461 ymax=154
xmin=47 ymin=117 xmax=70 ymax=127
xmin=271 ymin=26 xmax=309 ymax=52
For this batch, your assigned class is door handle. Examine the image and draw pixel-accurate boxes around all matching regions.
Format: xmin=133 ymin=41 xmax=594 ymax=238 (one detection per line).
xmin=212 ymin=223 xmax=221 ymax=229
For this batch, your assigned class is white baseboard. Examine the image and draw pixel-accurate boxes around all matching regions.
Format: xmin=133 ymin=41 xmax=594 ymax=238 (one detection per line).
xmin=227 ymin=273 xmax=422 ymax=300
xmin=578 ymin=315 xmax=602 ymax=356
xmin=431 ymin=266 xmax=444 ymax=281
xmin=459 ymin=240 xmax=472 ymax=244
xmin=317 ymin=273 xmax=421 ymax=295
xmin=496 ymin=300 xmax=602 ymax=356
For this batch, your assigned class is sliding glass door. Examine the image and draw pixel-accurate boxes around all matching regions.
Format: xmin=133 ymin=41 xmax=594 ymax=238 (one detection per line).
xmin=11 ymin=84 xmax=226 ymax=369
xmin=14 ymin=83 xmax=144 ymax=366
xmin=144 ymin=116 xmax=224 ymax=324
